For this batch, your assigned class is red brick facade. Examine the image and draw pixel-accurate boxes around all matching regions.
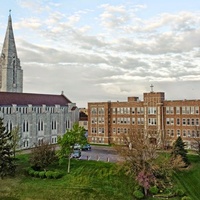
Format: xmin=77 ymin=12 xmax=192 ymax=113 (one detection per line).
xmin=88 ymin=91 xmax=200 ymax=148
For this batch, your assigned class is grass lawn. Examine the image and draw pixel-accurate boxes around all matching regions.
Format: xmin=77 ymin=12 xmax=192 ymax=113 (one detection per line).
xmin=0 ymin=154 xmax=134 ymax=200
xmin=173 ymin=154 xmax=200 ymax=200
xmin=0 ymin=153 xmax=200 ymax=200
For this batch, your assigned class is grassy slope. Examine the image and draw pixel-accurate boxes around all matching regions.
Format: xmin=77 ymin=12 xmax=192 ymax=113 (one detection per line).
xmin=173 ymin=154 xmax=200 ymax=200
xmin=1 ymin=153 xmax=200 ymax=200
xmin=0 ymin=154 xmax=134 ymax=200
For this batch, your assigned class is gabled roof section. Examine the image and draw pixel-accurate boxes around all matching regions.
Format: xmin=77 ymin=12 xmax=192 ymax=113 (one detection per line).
xmin=0 ymin=92 xmax=71 ymax=106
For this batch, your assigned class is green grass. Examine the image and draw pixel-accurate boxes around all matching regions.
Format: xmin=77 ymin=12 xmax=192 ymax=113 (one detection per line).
xmin=1 ymin=153 xmax=200 ymax=200
xmin=173 ymin=154 xmax=200 ymax=200
xmin=0 ymin=154 xmax=134 ymax=200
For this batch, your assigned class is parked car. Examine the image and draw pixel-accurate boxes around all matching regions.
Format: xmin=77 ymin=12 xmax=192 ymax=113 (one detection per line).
xmin=81 ymin=144 xmax=91 ymax=151
xmin=71 ymin=149 xmax=81 ymax=158
xmin=74 ymin=143 xmax=81 ymax=150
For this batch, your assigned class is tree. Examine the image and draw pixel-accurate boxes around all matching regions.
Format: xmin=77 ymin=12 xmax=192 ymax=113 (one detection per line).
xmin=11 ymin=126 xmax=20 ymax=159
xmin=114 ymin=129 xmax=160 ymax=196
xmin=0 ymin=118 xmax=15 ymax=179
xmin=191 ymin=137 xmax=200 ymax=157
xmin=57 ymin=123 xmax=87 ymax=173
xmin=29 ymin=142 xmax=57 ymax=170
xmin=171 ymin=136 xmax=189 ymax=167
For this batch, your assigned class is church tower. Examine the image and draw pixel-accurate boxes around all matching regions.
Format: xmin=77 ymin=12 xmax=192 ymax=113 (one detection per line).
xmin=0 ymin=11 xmax=23 ymax=93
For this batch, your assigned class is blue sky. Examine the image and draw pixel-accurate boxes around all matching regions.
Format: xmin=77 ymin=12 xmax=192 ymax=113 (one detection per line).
xmin=0 ymin=0 xmax=200 ymax=107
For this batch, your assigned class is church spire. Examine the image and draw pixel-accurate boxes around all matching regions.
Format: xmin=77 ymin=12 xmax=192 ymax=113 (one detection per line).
xmin=0 ymin=11 xmax=23 ymax=93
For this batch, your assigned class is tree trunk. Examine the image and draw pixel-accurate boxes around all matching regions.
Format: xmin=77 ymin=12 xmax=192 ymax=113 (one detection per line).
xmin=67 ymin=155 xmax=71 ymax=173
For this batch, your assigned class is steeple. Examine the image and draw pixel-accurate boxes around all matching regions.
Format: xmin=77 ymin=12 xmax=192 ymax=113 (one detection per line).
xmin=0 ymin=11 xmax=23 ymax=93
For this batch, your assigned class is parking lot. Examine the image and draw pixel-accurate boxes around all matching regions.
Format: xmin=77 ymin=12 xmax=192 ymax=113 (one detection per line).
xmin=78 ymin=145 xmax=121 ymax=163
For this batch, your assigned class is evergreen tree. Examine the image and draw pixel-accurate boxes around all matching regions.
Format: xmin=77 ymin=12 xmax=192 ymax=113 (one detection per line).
xmin=171 ymin=136 xmax=189 ymax=166
xmin=0 ymin=118 xmax=15 ymax=179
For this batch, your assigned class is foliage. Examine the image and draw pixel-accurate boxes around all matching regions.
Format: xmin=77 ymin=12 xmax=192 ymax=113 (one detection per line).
xmin=133 ymin=190 xmax=144 ymax=199
xmin=57 ymin=122 xmax=87 ymax=173
xmin=136 ymin=170 xmax=155 ymax=195
xmin=181 ymin=196 xmax=192 ymax=200
xmin=45 ymin=171 xmax=53 ymax=178
xmin=171 ymin=136 xmax=189 ymax=166
xmin=149 ymin=186 xmax=159 ymax=195
xmin=39 ymin=171 xmax=45 ymax=178
xmin=114 ymin=129 xmax=164 ymax=196
xmin=29 ymin=142 xmax=57 ymax=170
xmin=0 ymin=118 xmax=15 ymax=179
xmin=175 ymin=189 xmax=185 ymax=197
xmin=191 ymin=137 xmax=200 ymax=157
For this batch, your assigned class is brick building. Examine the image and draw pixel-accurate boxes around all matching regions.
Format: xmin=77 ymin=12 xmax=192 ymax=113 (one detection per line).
xmin=88 ymin=89 xmax=200 ymax=149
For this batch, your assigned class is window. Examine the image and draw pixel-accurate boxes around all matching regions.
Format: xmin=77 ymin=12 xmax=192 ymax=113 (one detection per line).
xmin=132 ymin=107 xmax=135 ymax=114
xmin=196 ymin=118 xmax=199 ymax=126
xmin=51 ymin=120 xmax=57 ymax=130
xmin=98 ymin=107 xmax=104 ymax=115
xmin=113 ymin=128 xmax=116 ymax=134
xmin=166 ymin=118 xmax=174 ymax=125
xmin=191 ymin=107 xmax=195 ymax=114
xmin=166 ymin=107 xmax=173 ymax=114
xmin=112 ymin=108 xmax=116 ymax=114
xmin=23 ymin=120 xmax=29 ymax=132
xmin=91 ymin=107 xmax=97 ymax=115
xmin=183 ymin=130 xmax=186 ymax=137
xmin=195 ymin=106 xmax=199 ymax=114
xmin=117 ymin=118 xmax=120 ymax=124
xmin=166 ymin=118 xmax=170 ymax=125
xmin=171 ymin=129 xmax=174 ymax=136
xmin=176 ymin=107 xmax=180 ymax=114
xmin=182 ymin=119 xmax=186 ymax=125
xmin=38 ymin=119 xmax=44 ymax=131
xmin=148 ymin=107 xmax=156 ymax=114
xmin=148 ymin=118 xmax=157 ymax=125
xmin=187 ymin=118 xmax=190 ymax=125
xmin=188 ymin=130 xmax=191 ymax=137
xmin=112 ymin=118 xmax=116 ymax=124
xmin=176 ymin=118 xmax=180 ymax=125
xmin=91 ymin=127 xmax=97 ymax=133
xmin=177 ymin=130 xmax=181 ymax=137
xmin=132 ymin=118 xmax=135 ymax=125
xmin=191 ymin=119 xmax=195 ymax=125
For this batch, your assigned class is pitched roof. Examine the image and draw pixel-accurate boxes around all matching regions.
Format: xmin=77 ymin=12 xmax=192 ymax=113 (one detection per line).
xmin=79 ymin=111 xmax=88 ymax=121
xmin=0 ymin=92 xmax=71 ymax=106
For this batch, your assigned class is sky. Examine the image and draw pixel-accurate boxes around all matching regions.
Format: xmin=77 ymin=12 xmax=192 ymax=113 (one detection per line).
xmin=0 ymin=0 xmax=200 ymax=108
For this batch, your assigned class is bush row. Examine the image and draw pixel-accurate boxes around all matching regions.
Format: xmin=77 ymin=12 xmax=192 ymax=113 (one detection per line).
xmin=133 ymin=186 xmax=186 ymax=199
xmin=26 ymin=168 xmax=63 ymax=179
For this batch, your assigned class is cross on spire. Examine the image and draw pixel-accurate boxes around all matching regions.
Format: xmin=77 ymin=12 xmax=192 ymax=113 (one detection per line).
xmin=9 ymin=9 xmax=11 ymax=15
xmin=150 ymin=84 xmax=154 ymax=92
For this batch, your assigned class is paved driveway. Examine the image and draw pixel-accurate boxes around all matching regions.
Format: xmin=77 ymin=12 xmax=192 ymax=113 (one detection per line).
xmin=80 ymin=145 xmax=121 ymax=163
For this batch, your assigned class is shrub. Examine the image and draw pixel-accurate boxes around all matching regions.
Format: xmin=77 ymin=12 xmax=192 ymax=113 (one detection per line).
xmin=133 ymin=190 xmax=144 ymax=199
xmin=28 ymin=169 xmax=35 ymax=176
xmin=39 ymin=171 xmax=46 ymax=179
xmin=149 ymin=186 xmax=159 ymax=195
xmin=34 ymin=171 xmax=39 ymax=177
xmin=52 ymin=171 xmax=62 ymax=179
xmin=45 ymin=171 xmax=53 ymax=179
xmin=29 ymin=142 xmax=58 ymax=170
xmin=175 ymin=189 xmax=185 ymax=197
xmin=181 ymin=196 xmax=192 ymax=200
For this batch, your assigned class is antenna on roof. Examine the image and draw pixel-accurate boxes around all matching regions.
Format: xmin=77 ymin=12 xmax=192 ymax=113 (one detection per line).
xmin=61 ymin=91 xmax=64 ymax=95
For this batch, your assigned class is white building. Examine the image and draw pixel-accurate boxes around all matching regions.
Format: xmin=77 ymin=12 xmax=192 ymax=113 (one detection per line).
xmin=0 ymin=13 xmax=79 ymax=149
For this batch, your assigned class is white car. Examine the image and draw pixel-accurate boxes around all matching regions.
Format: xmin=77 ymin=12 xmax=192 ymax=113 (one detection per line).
xmin=74 ymin=143 xmax=81 ymax=150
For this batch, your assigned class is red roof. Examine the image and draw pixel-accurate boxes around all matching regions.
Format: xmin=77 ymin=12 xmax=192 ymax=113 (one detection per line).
xmin=0 ymin=92 xmax=71 ymax=106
